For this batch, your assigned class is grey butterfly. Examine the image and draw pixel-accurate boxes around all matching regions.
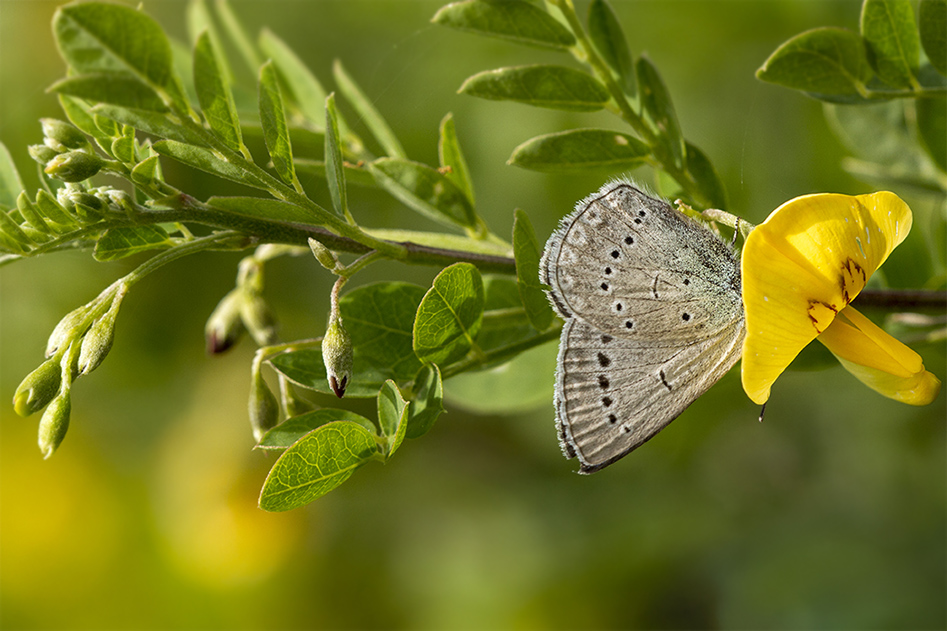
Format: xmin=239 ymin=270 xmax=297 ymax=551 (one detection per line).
xmin=541 ymin=180 xmax=746 ymax=473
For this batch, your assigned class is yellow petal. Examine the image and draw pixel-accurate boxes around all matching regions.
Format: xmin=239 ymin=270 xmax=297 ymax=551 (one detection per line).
xmin=819 ymin=307 xmax=941 ymax=405
xmin=741 ymin=192 xmax=913 ymax=404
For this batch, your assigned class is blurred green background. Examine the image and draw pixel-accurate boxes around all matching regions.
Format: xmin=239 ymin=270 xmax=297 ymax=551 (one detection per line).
xmin=1 ymin=1 xmax=944 ymax=628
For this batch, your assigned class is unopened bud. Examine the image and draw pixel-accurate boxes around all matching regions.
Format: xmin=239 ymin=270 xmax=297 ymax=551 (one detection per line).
xmin=41 ymin=118 xmax=93 ymax=153
xmin=205 ymin=289 xmax=246 ymax=354
xmin=46 ymin=304 xmax=92 ymax=357
xmin=13 ymin=357 xmax=62 ymax=417
xmin=308 ymin=238 xmax=340 ymax=271
xmin=77 ymin=297 xmax=122 ymax=375
xmin=322 ymin=315 xmax=353 ymax=398
xmin=38 ymin=389 xmax=71 ymax=459
xmin=45 ymin=151 xmax=105 ymax=183
xmin=249 ymin=370 xmax=279 ymax=443
xmin=28 ymin=144 xmax=60 ymax=165
xmin=240 ymin=293 xmax=278 ymax=346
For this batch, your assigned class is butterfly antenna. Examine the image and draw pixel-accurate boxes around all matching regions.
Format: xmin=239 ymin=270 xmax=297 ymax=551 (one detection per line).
xmin=758 ymin=402 xmax=767 ymax=423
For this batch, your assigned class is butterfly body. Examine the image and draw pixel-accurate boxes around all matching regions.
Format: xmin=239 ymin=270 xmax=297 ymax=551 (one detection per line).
xmin=541 ymin=180 xmax=746 ymax=473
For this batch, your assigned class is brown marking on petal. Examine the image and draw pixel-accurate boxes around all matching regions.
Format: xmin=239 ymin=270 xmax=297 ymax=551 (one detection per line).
xmin=839 ymin=258 xmax=866 ymax=305
xmin=806 ymin=300 xmax=838 ymax=334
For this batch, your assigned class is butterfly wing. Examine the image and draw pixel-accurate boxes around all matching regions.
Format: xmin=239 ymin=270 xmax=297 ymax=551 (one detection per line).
xmin=543 ymin=181 xmax=747 ymax=472
xmin=555 ymin=316 xmax=745 ymax=473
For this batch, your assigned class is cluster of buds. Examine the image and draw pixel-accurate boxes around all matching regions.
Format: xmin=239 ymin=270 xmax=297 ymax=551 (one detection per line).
xmin=29 ymin=119 xmax=106 ymax=184
xmin=204 ymin=254 xmax=279 ymax=354
xmin=13 ymin=285 xmax=126 ymax=457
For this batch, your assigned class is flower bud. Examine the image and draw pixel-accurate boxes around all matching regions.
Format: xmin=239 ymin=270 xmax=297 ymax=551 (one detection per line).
xmin=45 ymin=151 xmax=105 ymax=183
xmin=205 ymin=289 xmax=246 ymax=354
xmin=38 ymin=388 xmax=71 ymax=459
xmin=13 ymin=357 xmax=62 ymax=417
xmin=28 ymin=144 xmax=59 ymax=165
xmin=249 ymin=370 xmax=279 ymax=443
xmin=77 ymin=298 xmax=121 ymax=375
xmin=40 ymin=118 xmax=93 ymax=153
xmin=240 ymin=293 xmax=278 ymax=346
xmin=46 ymin=304 xmax=92 ymax=357
xmin=322 ymin=315 xmax=353 ymax=398
xmin=308 ymin=237 xmax=340 ymax=272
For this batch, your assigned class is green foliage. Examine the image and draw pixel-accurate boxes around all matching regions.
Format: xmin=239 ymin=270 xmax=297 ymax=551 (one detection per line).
xmin=0 ymin=0 xmax=942 ymax=513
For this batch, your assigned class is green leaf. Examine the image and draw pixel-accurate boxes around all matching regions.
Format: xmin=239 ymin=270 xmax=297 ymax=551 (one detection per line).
xmin=93 ymin=225 xmax=172 ymax=261
xmin=413 ymin=262 xmax=485 ymax=365
xmin=438 ymin=113 xmax=475 ymax=207
xmin=258 ymin=420 xmax=379 ymax=511
xmin=214 ymin=0 xmax=261 ymax=78
xmin=49 ymin=74 xmax=168 ymax=112
xmin=513 ymin=209 xmax=554 ymax=331
xmin=406 ymin=364 xmax=445 ymax=439
xmin=0 ymin=143 xmax=24 ymax=209
xmin=588 ymin=0 xmax=636 ymax=97
xmin=920 ymin=0 xmax=947 ymax=76
xmin=324 ymin=93 xmax=349 ymax=221
xmin=53 ymin=1 xmax=189 ymax=112
xmin=508 ymin=128 xmax=650 ymax=172
xmin=194 ymin=31 xmax=244 ymax=152
xmin=259 ymin=60 xmax=300 ymax=189
xmin=333 ymin=60 xmax=406 ymax=159
xmin=636 ymin=57 xmax=685 ymax=167
xmin=377 ymin=380 xmax=408 ymax=458
xmin=860 ymin=0 xmax=920 ymax=89
xmin=206 ymin=195 xmax=333 ymax=226
xmin=257 ymin=409 xmax=375 ymax=450
xmin=685 ymin=141 xmax=728 ymax=210
xmin=756 ymin=27 xmax=874 ymax=96
xmin=259 ymin=28 xmax=328 ymax=124
xmin=369 ymin=157 xmax=478 ymax=230
xmin=270 ymin=349 xmax=389 ymax=398
xmin=339 ymin=282 xmax=426 ymax=380
xmin=917 ymin=95 xmax=947 ymax=173
xmin=445 ymin=339 xmax=557 ymax=414
xmin=431 ymin=0 xmax=576 ymax=50
xmin=91 ymin=104 xmax=205 ymax=145
xmin=459 ymin=65 xmax=610 ymax=112
xmin=153 ymin=140 xmax=266 ymax=188
xmin=59 ymin=95 xmax=111 ymax=143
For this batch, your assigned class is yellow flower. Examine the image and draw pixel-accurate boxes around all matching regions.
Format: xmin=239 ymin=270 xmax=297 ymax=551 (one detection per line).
xmin=741 ymin=191 xmax=941 ymax=406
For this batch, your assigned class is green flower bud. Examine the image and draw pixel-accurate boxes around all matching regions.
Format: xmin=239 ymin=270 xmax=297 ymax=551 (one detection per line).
xmin=322 ymin=315 xmax=353 ymax=398
xmin=38 ymin=388 xmax=71 ymax=459
xmin=205 ymin=289 xmax=246 ymax=354
xmin=77 ymin=299 xmax=121 ymax=376
xmin=249 ymin=370 xmax=279 ymax=443
xmin=240 ymin=293 xmax=278 ymax=346
xmin=28 ymin=144 xmax=60 ymax=165
xmin=13 ymin=357 xmax=62 ymax=417
xmin=46 ymin=304 xmax=92 ymax=357
xmin=45 ymin=151 xmax=105 ymax=183
xmin=308 ymin=237 xmax=341 ymax=272
xmin=40 ymin=118 xmax=93 ymax=153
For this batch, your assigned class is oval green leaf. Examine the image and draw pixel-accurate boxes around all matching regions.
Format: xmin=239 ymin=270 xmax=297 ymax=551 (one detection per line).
xmin=413 ymin=262 xmax=485 ymax=365
xmin=153 ymin=141 xmax=266 ymax=189
xmin=459 ymin=65 xmax=610 ymax=112
xmin=258 ymin=409 xmax=375 ymax=450
xmin=259 ymin=60 xmax=299 ymax=189
xmin=369 ymin=157 xmax=478 ymax=230
xmin=258 ymin=420 xmax=379 ymax=511
xmin=509 ymin=128 xmax=650 ymax=172
xmin=860 ymin=0 xmax=920 ymax=89
xmin=636 ymin=57 xmax=685 ymax=167
xmin=50 ymin=74 xmax=168 ymax=112
xmin=513 ymin=209 xmax=554 ymax=331
xmin=756 ymin=27 xmax=874 ymax=96
xmin=685 ymin=141 xmax=728 ymax=211
xmin=0 ymin=142 xmax=24 ymax=209
xmin=431 ymin=0 xmax=576 ymax=50
xmin=93 ymin=225 xmax=172 ymax=261
xmin=377 ymin=380 xmax=408 ymax=458
xmin=92 ymin=104 xmax=205 ymax=145
xmin=259 ymin=28 xmax=328 ymax=124
xmin=406 ymin=364 xmax=445 ymax=439
xmin=324 ymin=93 xmax=348 ymax=220
xmin=588 ymin=0 xmax=636 ymax=97
xmin=206 ymin=195 xmax=333 ymax=226
xmin=438 ymin=113 xmax=475 ymax=207
xmin=339 ymin=281 xmax=426 ymax=380
xmin=194 ymin=31 xmax=244 ymax=152
xmin=919 ymin=0 xmax=947 ymax=76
